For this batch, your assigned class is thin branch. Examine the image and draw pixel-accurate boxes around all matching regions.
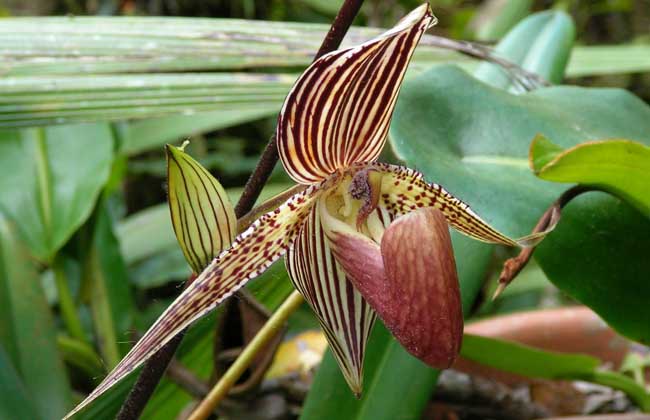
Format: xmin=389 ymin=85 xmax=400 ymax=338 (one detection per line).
xmin=233 ymin=0 xmax=364 ymax=218
xmin=422 ymin=35 xmax=550 ymax=91
xmin=116 ymin=1 xmax=364 ymax=417
xmin=187 ymin=291 xmax=305 ymax=420
xmin=493 ymin=185 xmax=596 ymax=299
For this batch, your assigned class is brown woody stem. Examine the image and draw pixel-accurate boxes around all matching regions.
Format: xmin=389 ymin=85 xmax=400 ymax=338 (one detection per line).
xmin=494 ymin=185 xmax=595 ymax=299
xmin=116 ymin=1 xmax=364 ymax=417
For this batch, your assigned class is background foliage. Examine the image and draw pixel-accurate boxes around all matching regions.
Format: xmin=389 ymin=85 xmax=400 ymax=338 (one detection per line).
xmin=0 ymin=0 xmax=649 ymax=419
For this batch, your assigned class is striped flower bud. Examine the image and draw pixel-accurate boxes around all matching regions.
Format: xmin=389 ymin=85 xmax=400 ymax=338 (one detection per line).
xmin=166 ymin=143 xmax=236 ymax=274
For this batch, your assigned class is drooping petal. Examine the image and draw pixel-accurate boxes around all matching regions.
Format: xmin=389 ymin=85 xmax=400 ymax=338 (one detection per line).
xmin=64 ymin=183 xmax=325 ymax=419
xmin=166 ymin=144 xmax=237 ymax=273
xmin=277 ymin=4 xmax=436 ymax=185
xmin=285 ymin=200 xmax=393 ymax=394
xmin=369 ymin=162 xmax=557 ymax=247
xmin=328 ymin=207 xmax=463 ymax=369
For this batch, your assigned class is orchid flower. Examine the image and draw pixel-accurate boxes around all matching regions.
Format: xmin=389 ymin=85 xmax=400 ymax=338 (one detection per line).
xmin=65 ymin=4 xmax=554 ymax=417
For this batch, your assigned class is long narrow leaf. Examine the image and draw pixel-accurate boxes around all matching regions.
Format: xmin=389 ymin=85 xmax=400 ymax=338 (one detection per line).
xmin=0 ymin=216 xmax=72 ymax=419
xmin=0 ymin=18 xmax=462 ymax=76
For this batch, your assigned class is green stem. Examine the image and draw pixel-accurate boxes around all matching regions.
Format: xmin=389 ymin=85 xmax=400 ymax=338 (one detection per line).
xmin=589 ymin=370 xmax=650 ymax=412
xmin=53 ymin=256 xmax=88 ymax=344
xmin=57 ymin=334 xmax=105 ymax=380
xmin=187 ymin=290 xmax=304 ymax=420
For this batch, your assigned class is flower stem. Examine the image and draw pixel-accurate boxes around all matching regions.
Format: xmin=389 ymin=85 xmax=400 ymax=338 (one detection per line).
xmin=188 ymin=291 xmax=304 ymax=420
xmin=589 ymin=370 xmax=650 ymax=412
xmin=115 ymin=0 xmax=365 ymax=417
xmin=53 ymin=255 xmax=88 ymax=344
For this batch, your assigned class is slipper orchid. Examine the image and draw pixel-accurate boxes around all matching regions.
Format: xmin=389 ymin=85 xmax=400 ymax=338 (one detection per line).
xmin=65 ymin=4 xmax=555 ymax=417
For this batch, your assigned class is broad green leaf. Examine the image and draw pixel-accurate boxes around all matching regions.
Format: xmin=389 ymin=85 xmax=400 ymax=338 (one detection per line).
xmin=391 ymin=66 xmax=650 ymax=343
xmin=391 ymin=65 xmax=650 ymax=238
xmin=0 ymin=124 xmax=113 ymax=261
xmin=529 ymin=134 xmax=564 ymax=169
xmin=535 ymin=193 xmax=650 ymax=344
xmin=81 ymin=202 xmax=135 ymax=367
xmin=474 ymin=10 xmax=575 ymax=88
xmin=0 ymin=216 xmax=72 ymax=419
xmin=301 ymin=232 xmax=493 ymax=420
xmin=531 ymin=136 xmax=650 ymax=216
xmin=461 ymin=333 xmax=599 ymax=378
xmin=0 ymin=343 xmax=40 ymax=420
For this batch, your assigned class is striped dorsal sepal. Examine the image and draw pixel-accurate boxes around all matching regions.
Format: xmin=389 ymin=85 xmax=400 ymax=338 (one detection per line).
xmin=277 ymin=4 xmax=436 ymax=185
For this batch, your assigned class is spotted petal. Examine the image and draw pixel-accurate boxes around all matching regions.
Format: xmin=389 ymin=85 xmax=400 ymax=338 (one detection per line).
xmin=369 ymin=162 xmax=558 ymax=246
xmin=277 ymin=4 xmax=436 ymax=185
xmin=286 ymin=201 xmax=393 ymax=394
xmin=167 ymin=144 xmax=236 ymax=273
xmin=64 ymin=183 xmax=325 ymax=419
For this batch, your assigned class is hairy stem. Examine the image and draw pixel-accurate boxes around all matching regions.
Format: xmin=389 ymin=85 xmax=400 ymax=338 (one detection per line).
xmin=188 ymin=291 xmax=305 ymax=420
xmin=116 ymin=0 xmax=364 ymax=417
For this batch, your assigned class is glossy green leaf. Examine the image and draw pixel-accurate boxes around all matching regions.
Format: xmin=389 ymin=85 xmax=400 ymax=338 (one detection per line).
xmin=474 ymin=10 xmax=575 ymax=88
xmin=301 ymin=232 xmax=493 ymax=420
xmin=0 ymin=124 xmax=113 ymax=261
xmin=391 ymin=66 xmax=650 ymax=343
xmin=529 ymin=134 xmax=564 ymax=169
xmin=535 ymin=192 xmax=650 ymax=344
xmin=0 ymin=216 xmax=72 ymax=419
xmin=81 ymin=202 xmax=135 ymax=368
xmin=531 ymin=136 xmax=650 ymax=216
xmin=391 ymin=65 xmax=650 ymax=238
